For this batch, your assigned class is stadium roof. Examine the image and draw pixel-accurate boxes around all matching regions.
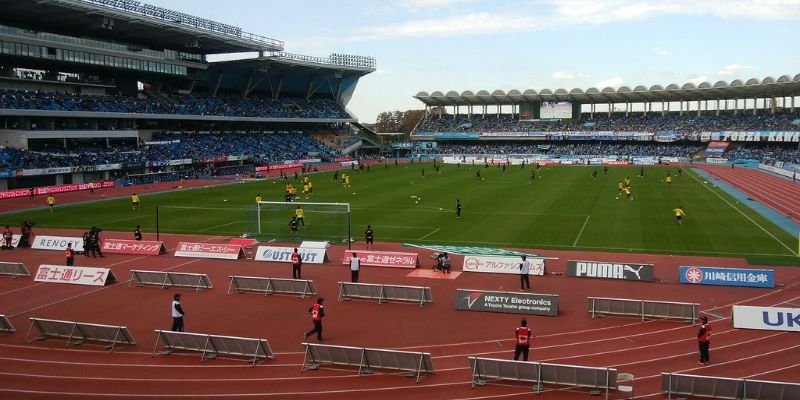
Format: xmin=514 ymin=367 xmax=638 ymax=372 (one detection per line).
xmin=211 ymin=53 xmax=376 ymax=76
xmin=0 ymin=0 xmax=283 ymax=54
xmin=414 ymin=75 xmax=800 ymax=107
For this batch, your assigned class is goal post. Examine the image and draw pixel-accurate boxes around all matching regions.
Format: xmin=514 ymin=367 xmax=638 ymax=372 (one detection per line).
xmin=255 ymin=201 xmax=351 ymax=247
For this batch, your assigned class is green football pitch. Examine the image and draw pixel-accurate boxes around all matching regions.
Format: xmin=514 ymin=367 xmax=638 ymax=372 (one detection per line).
xmin=4 ymin=164 xmax=799 ymax=265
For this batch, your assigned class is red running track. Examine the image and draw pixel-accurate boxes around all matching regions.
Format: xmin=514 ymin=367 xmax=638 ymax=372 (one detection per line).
xmin=698 ymin=165 xmax=800 ymax=224
xmin=1 ymin=228 xmax=799 ymax=399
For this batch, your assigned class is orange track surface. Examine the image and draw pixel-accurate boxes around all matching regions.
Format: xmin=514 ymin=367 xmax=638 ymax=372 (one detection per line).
xmin=1 ymin=227 xmax=799 ymax=399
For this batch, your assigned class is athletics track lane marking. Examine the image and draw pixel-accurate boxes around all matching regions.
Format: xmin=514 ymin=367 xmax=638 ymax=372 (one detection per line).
xmin=7 ymin=236 xmax=223 ymax=318
xmin=688 ymin=168 xmax=797 ymax=255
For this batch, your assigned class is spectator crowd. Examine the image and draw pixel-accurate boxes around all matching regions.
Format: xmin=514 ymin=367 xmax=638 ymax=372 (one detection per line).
xmin=0 ymin=89 xmax=352 ymax=120
xmin=418 ymin=111 xmax=800 ymax=134
xmin=0 ymin=132 xmax=338 ymax=172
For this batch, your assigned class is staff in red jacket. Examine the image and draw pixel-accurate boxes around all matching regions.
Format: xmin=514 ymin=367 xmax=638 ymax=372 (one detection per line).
xmin=291 ymin=248 xmax=302 ymax=279
xmin=514 ymin=319 xmax=533 ymax=361
xmin=304 ymin=298 xmax=325 ymax=341
xmin=697 ymin=316 xmax=712 ymax=365
xmin=65 ymin=243 xmax=75 ymax=266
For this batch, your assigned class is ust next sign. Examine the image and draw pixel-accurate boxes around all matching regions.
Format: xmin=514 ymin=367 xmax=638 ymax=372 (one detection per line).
xmin=733 ymin=305 xmax=800 ymax=332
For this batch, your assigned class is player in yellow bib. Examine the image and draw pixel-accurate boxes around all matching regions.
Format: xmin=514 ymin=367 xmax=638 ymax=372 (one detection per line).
xmin=343 ymin=175 xmax=351 ymax=188
xmin=47 ymin=195 xmax=56 ymax=212
xmin=623 ymin=187 xmax=633 ymax=201
xmin=131 ymin=193 xmax=140 ymax=210
xmin=673 ymin=206 xmax=685 ymax=224
xmin=302 ymin=184 xmax=310 ymax=199
xmin=666 ymin=174 xmax=672 ymax=186
xmin=295 ymin=206 xmax=305 ymax=227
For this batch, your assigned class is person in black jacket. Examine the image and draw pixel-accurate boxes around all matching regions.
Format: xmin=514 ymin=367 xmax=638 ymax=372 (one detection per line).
xmin=171 ymin=294 xmax=185 ymax=332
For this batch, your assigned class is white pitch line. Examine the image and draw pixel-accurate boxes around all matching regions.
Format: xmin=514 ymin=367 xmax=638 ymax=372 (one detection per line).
xmin=572 ymin=215 xmax=590 ymax=247
xmin=417 ymin=227 xmax=440 ymax=240
xmin=688 ymin=169 xmax=797 ymax=255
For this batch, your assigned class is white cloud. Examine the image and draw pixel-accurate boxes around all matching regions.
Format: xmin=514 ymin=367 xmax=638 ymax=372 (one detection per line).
xmin=686 ymin=75 xmax=708 ymax=86
xmin=596 ymin=76 xmax=625 ymax=88
xmin=652 ymin=47 xmax=669 ymax=56
xmin=552 ymin=71 xmax=589 ymax=79
xmin=375 ymin=69 xmax=392 ymax=75
xmin=357 ymin=12 xmax=541 ymax=39
xmin=716 ymin=64 xmax=753 ymax=77
xmin=398 ymin=0 xmax=474 ymax=10
xmin=342 ymin=0 xmax=800 ymax=42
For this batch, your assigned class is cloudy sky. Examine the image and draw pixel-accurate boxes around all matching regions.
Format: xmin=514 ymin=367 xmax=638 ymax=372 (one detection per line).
xmin=161 ymin=0 xmax=800 ymax=122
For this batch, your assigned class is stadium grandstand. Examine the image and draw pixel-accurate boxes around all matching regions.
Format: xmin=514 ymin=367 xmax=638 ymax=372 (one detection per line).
xmin=0 ymin=0 xmax=377 ymax=190
xmin=411 ymin=77 xmax=800 ymax=169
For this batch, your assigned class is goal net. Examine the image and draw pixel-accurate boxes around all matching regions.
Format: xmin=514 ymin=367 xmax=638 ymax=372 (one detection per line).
xmin=253 ymin=201 xmax=351 ymax=244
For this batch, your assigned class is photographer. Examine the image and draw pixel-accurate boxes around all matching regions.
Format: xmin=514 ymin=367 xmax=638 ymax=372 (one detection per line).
xmin=17 ymin=221 xmax=34 ymax=248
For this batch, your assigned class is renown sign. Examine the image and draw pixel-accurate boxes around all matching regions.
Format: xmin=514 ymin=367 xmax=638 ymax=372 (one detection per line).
xmin=567 ymin=260 xmax=654 ymax=281
xmin=454 ymin=289 xmax=558 ymax=316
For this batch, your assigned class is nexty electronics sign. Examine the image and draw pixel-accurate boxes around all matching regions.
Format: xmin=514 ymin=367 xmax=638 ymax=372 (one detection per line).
xmin=567 ymin=260 xmax=654 ymax=281
xmin=454 ymin=289 xmax=559 ymax=316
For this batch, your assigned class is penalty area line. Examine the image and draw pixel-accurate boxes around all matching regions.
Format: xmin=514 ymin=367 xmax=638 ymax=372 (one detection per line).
xmin=572 ymin=215 xmax=591 ymax=247
xmin=417 ymin=228 xmax=440 ymax=240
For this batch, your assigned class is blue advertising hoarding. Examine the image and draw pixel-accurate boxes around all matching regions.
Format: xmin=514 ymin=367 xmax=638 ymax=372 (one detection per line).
xmin=679 ymin=266 xmax=775 ymax=288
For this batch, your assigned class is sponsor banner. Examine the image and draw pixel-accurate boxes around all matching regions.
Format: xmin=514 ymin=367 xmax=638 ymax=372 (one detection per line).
xmin=759 ymin=163 xmax=796 ymax=179
xmin=342 ymin=251 xmax=418 ymax=269
xmin=255 ymin=162 xmax=302 ymax=172
xmin=254 ymin=246 xmax=327 ymax=264
xmin=632 ymin=157 xmax=659 ymax=165
xmin=404 ymin=243 xmax=552 ymax=258
xmin=733 ymin=305 xmax=800 ymax=332
xmin=9 ymin=234 xmax=21 ymax=248
xmin=228 ymin=237 xmax=259 ymax=247
xmin=455 ymin=289 xmax=559 ymax=316
xmin=340 ymin=161 xmax=359 ymax=166
xmin=679 ymin=266 xmax=775 ymax=288
xmin=21 ymin=167 xmax=73 ymax=176
xmin=567 ymin=260 xmax=654 ymax=281
xmin=34 ymin=264 xmax=116 ymax=286
xmin=94 ymin=163 xmax=122 ymax=171
xmin=605 ymin=160 xmax=630 ymax=166
xmin=301 ymin=241 xmax=330 ymax=249
xmin=35 ymin=181 xmax=114 ymax=196
xmin=31 ymin=235 xmax=84 ymax=252
xmin=174 ymin=242 xmax=244 ymax=260
xmin=297 ymin=158 xmax=322 ymax=164
xmin=706 ymin=157 xmax=729 ymax=164
xmin=0 ymin=188 xmax=31 ymax=200
xmin=101 ymin=239 xmax=165 ymax=255
xmin=462 ymin=255 xmax=545 ymax=276
xmin=333 ymin=156 xmax=353 ymax=162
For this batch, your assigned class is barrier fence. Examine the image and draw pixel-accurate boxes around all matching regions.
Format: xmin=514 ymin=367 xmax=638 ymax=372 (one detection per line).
xmin=129 ymin=270 xmax=212 ymax=291
xmin=337 ymin=282 xmax=433 ymax=307
xmin=227 ymin=276 xmax=317 ymax=298
xmin=588 ymin=296 xmax=698 ymax=323
xmin=153 ymin=330 xmax=273 ymax=366
xmin=661 ymin=372 xmax=800 ymax=399
xmin=0 ymin=315 xmax=15 ymax=333
xmin=25 ymin=318 xmax=135 ymax=352
xmin=301 ymin=342 xmax=434 ymax=383
xmin=468 ymin=356 xmax=619 ymax=400
xmin=0 ymin=261 xmax=30 ymax=278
